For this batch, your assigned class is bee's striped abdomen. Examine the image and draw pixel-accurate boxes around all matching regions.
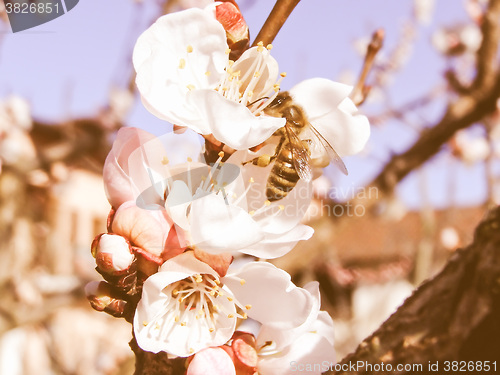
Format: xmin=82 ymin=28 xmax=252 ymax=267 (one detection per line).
xmin=266 ymin=142 xmax=300 ymax=201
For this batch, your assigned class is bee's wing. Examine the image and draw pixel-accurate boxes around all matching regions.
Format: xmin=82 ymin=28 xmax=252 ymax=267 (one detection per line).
xmin=308 ymin=125 xmax=348 ymax=175
xmin=285 ymin=124 xmax=313 ymax=182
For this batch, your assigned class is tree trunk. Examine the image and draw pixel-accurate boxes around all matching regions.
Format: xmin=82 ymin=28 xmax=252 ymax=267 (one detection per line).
xmin=330 ymin=206 xmax=500 ymax=374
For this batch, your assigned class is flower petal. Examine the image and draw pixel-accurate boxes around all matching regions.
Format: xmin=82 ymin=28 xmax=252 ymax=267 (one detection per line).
xmin=111 ymin=201 xmax=173 ymax=257
xmin=257 ymin=311 xmax=335 ymax=375
xmin=133 ymin=8 xmax=228 ymax=130
xmin=188 ymin=89 xmax=285 ymax=149
xmin=243 ymin=224 xmax=314 ymax=259
xmin=134 ymin=253 xmax=236 ymax=357
xmin=230 ymin=149 xmax=313 ymax=234
xmin=232 ymin=46 xmax=280 ymax=99
xmin=188 ymin=193 xmax=264 ymax=254
xmin=223 ymin=263 xmax=319 ymax=349
xmin=103 ymin=127 xmax=164 ymax=208
xmin=187 ymin=347 xmax=236 ymax=375
xmin=290 ymin=78 xmax=370 ymax=156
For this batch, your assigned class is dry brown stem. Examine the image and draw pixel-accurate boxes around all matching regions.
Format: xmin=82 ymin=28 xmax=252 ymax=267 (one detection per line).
xmin=350 ymin=29 xmax=385 ymax=106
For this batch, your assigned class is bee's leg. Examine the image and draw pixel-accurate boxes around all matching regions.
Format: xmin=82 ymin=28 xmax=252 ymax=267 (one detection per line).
xmin=242 ymin=154 xmax=276 ymax=167
xmin=243 ymin=135 xmax=285 ymax=167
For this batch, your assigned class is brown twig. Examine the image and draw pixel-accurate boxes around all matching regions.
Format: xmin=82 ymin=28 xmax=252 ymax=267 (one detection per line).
xmin=350 ymin=29 xmax=385 ymax=106
xmin=251 ymin=0 xmax=301 ymax=47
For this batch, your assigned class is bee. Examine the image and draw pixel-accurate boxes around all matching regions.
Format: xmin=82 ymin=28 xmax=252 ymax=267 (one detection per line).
xmin=243 ymin=92 xmax=348 ymax=201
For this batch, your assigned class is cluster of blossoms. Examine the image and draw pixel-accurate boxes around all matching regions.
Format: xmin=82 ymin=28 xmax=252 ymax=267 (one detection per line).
xmin=86 ymin=2 xmax=369 ymax=374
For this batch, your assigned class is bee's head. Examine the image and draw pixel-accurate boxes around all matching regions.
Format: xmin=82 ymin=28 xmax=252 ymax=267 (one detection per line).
xmin=269 ymin=91 xmax=293 ymax=110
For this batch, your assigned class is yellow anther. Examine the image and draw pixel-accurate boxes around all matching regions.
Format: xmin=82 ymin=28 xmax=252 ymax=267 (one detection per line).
xmin=214 ymin=279 xmax=221 ymax=285
xmin=247 ymin=91 xmax=254 ymax=98
xmin=155 ymin=323 xmax=160 ymax=330
xmin=172 ymin=290 xmax=179 ymax=296
xmin=178 ymin=297 xmax=184 ymax=302
xmin=187 ymin=157 xmax=193 ymax=162
xmin=228 ymin=60 xmax=234 ymax=67
xmin=186 ymin=45 xmax=193 ymax=53
xmin=186 ymin=84 xmax=195 ymax=91
xmin=161 ymin=156 xmax=169 ymax=165
xmin=209 ymin=328 xmax=215 ymax=333
xmin=178 ymin=58 xmax=186 ymax=69
xmin=205 ymin=71 xmax=211 ymax=76
xmin=249 ymin=210 xmax=255 ymax=216
xmin=249 ymin=177 xmax=255 ymax=183
xmin=218 ymin=151 xmax=225 ymax=158
xmin=241 ymin=313 xmax=248 ymax=319
xmin=280 ymin=72 xmax=287 ymax=77
xmin=181 ymin=322 xmax=187 ymax=326
xmin=279 ymin=205 xmax=285 ymax=211
xmin=254 ymin=71 xmax=261 ymax=78
xmin=266 ymin=44 xmax=273 ymax=50
xmin=228 ymin=314 xmax=234 ymax=318
xmin=264 ymin=200 xmax=271 ymax=206
xmin=175 ymin=316 xmax=180 ymax=322
xmin=227 ymin=296 xmax=233 ymax=302
xmin=245 ymin=304 xmax=252 ymax=310
xmin=142 ymin=321 xmax=148 ymax=326
xmin=240 ymin=279 xmax=246 ymax=285
xmin=225 ymin=48 xmax=231 ymax=55
xmin=257 ymin=41 xmax=264 ymax=52
xmin=189 ymin=348 xmax=194 ymax=354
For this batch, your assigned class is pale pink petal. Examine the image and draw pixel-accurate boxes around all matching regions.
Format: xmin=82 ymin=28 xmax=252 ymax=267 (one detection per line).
xmin=103 ymin=127 xmax=157 ymax=208
xmin=111 ymin=201 xmax=173 ymax=257
xmin=187 ymin=347 xmax=236 ymax=375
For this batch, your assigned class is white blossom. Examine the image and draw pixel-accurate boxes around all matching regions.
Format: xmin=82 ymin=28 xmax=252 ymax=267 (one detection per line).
xmin=134 ymin=253 xmax=319 ymax=357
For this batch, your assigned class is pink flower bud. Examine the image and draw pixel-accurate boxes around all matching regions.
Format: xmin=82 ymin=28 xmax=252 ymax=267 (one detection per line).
xmin=85 ymin=281 xmax=128 ymax=318
xmin=215 ymin=1 xmax=249 ymax=61
xmin=93 ymin=233 xmax=135 ymax=275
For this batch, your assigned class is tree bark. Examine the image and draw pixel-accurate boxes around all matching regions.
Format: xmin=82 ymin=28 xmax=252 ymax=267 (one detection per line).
xmin=330 ymin=206 xmax=500 ymax=374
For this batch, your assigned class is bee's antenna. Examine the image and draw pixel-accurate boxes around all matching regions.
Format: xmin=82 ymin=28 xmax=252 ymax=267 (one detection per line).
xmin=247 ymin=97 xmax=269 ymax=107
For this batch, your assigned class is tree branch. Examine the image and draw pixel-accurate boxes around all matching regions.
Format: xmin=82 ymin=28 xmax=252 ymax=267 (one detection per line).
xmin=370 ymin=0 xmax=500 ymax=194
xmin=251 ymin=0 xmax=301 ymax=47
xmin=330 ymin=206 xmax=500 ymax=374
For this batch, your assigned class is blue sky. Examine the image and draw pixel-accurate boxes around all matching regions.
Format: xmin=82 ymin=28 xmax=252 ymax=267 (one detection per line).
xmin=0 ymin=0 xmax=487 ymax=209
